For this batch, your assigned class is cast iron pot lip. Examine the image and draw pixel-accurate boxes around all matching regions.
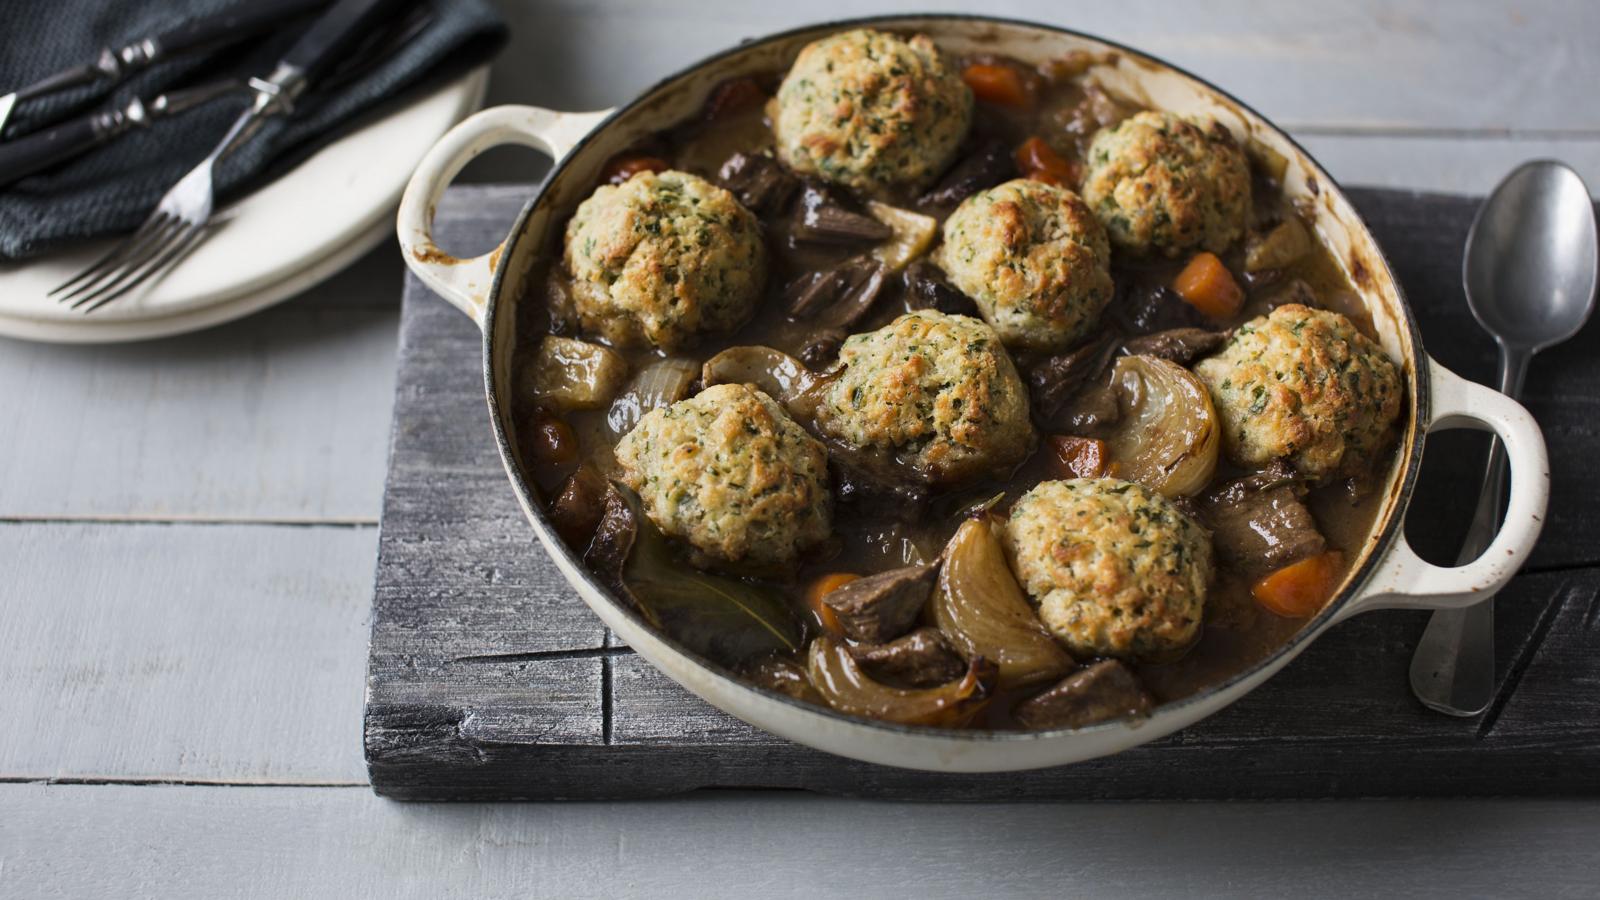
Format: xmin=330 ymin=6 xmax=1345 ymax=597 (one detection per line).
xmin=475 ymin=13 xmax=1431 ymax=746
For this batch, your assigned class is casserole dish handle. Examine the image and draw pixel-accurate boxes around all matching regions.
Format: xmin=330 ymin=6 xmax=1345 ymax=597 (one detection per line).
xmin=1337 ymin=359 xmax=1549 ymax=621
xmin=396 ymin=105 xmax=613 ymax=329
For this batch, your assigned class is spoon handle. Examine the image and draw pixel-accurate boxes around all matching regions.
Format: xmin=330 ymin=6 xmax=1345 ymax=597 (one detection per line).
xmin=1409 ymin=346 xmax=1532 ymax=716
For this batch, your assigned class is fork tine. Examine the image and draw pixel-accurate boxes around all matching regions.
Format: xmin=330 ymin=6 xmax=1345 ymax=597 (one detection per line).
xmin=79 ymin=223 xmax=210 ymax=313
xmin=66 ymin=219 xmax=190 ymax=310
xmin=51 ymin=213 xmax=172 ymax=298
xmin=56 ymin=216 xmax=182 ymax=306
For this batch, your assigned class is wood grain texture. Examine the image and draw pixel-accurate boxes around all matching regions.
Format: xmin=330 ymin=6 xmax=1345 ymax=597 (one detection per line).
xmin=4 ymin=785 xmax=1598 ymax=900
xmin=0 ymin=522 xmax=371 ymax=784
xmin=366 ymin=186 xmax=1600 ymax=800
xmin=0 ymin=282 xmax=399 ymax=523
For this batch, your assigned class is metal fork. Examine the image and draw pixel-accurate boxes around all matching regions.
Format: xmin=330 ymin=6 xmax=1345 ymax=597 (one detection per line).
xmin=50 ymin=0 xmax=415 ymax=312
xmin=49 ymin=122 xmax=242 ymax=312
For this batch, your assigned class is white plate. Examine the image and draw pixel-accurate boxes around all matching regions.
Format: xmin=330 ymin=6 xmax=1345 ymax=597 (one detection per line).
xmin=0 ymin=66 xmax=489 ymax=343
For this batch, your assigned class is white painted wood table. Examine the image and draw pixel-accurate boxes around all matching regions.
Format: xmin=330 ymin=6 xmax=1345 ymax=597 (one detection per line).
xmin=4 ymin=2 xmax=1598 ymax=896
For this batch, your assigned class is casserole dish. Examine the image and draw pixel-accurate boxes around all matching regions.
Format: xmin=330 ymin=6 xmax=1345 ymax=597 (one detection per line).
xmin=395 ymin=15 xmax=1548 ymax=772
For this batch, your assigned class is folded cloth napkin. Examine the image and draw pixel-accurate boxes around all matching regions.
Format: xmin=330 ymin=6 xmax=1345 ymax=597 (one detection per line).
xmin=0 ymin=0 xmax=507 ymax=261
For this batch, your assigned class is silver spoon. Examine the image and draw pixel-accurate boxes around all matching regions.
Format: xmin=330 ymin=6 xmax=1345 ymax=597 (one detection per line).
xmin=1409 ymin=160 xmax=1597 ymax=716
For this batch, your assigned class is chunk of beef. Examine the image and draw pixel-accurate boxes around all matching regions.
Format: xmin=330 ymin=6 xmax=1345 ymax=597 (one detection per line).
xmin=548 ymin=465 xmax=608 ymax=549
xmin=1120 ymin=328 xmax=1229 ymax=366
xmin=798 ymin=329 xmax=847 ymax=369
xmin=848 ymin=627 xmax=966 ymax=688
xmin=828 ymin=455 xmax=930 ymax=519
xmin=716 ymin=152 xmax=798 ymax=217
xmin=916 ymin=138 xmax=1016 ymax=209
xmin=1028 ymin=330 xmax=1122 ymax=428
xmin=1114 ymin=282 xmax=1210 ymax=334
xmin=1014 ymin=660 xmax=1155 ymax=730
xmin=822 ymin=563 xmax=938 ymax=643
xmin=1199 ymin=460 xmax=1326 ymax=575
xmin=1259 ymin=277 xmax=1317 ymax=311
xmin=742 ymin=654 xmax=824 ymax=705
xmin=902 ymin=260 xmax=978 ymax=316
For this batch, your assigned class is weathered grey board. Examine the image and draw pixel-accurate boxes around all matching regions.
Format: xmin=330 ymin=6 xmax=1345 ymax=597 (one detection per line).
xmin=366 ymin=185 xmax=1600 ymax=801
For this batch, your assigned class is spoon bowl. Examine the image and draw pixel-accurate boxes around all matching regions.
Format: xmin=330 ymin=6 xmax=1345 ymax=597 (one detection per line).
xmin=1464 ymin=160 xmax=1599 ymax=352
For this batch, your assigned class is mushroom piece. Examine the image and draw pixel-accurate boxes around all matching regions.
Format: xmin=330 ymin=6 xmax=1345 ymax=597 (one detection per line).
xmin=848 ymin=627 xmax=966 ymax=688
xmin=931 ymin=516 xmax=1075 ymax=690
xmin=807 ymin=635 xmax=996 ymax=727
xmin=1102 ymin=355 xmax=1221 ymax=498
xmin=700 ymin=345 xmax=819 ymax=415
xmin=821 ymin=562 xmax=937 ymax=644
xmin=792 ymin=182 xmax=892 ymax=245
xmin=1120 ymin=327 xmax=1229 ymax=366
xmin=784 ymin=254 xmax=889 ymax=327
xmin=1013 ymin=660 xmax=1155 ymax=730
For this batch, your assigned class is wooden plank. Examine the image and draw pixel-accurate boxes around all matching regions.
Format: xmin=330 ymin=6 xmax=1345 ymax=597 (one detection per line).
xmin=0 ymin=299 xmax=399 ymax=523
xmin=365 ymin=187 xmax=610 ymax=794
xmin=367 ymin=185 xmax=1600 ymax=800
xmin=0 ymin=522 xmax=372 ymax=784
xmin=3 ymin=784 xmax=1598 ymax=899
xmin=482 ymin=1 xmax=1600 ymax=141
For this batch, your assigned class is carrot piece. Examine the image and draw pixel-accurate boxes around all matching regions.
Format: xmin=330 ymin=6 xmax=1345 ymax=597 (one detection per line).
xmin=1252 ymin=551 xmax=1344 ymax=618
xmin=1014 ymin=136 xmax=1080 ymax=187
xmin=805 ymin=573 xmax=859 ymax=635
xmin=962 ymin=62 xmax=1032 ymax=108
xmin=1046 ymin=435 xmax=1109 ymax=479
xmin=703 ymin=76 xmax=767 ymax=120
xmin=602 ymin=155 xmax=669 ymax=185
xmin=1172 ymin=251 xmax=1245 ymax=320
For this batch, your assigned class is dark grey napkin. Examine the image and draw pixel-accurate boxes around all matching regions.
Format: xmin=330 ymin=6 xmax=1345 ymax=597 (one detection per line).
xmin=0 ymin=0 xmax=507 ymax=261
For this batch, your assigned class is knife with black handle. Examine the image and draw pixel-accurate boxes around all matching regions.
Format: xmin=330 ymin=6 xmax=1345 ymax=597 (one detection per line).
xmin=0 ymin=0 xmax=331 ymax=137
xmin=0 ymin=0 xmax=430 ymax=189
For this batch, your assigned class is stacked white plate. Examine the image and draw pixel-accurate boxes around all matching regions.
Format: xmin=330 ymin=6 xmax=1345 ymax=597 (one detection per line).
xmin=0 ymin=66 xmax=488 ymax=343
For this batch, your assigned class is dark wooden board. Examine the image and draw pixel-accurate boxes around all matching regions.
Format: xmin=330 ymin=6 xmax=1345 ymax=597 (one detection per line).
xmin=365 ymin=185 xmax=1600 ymax=801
